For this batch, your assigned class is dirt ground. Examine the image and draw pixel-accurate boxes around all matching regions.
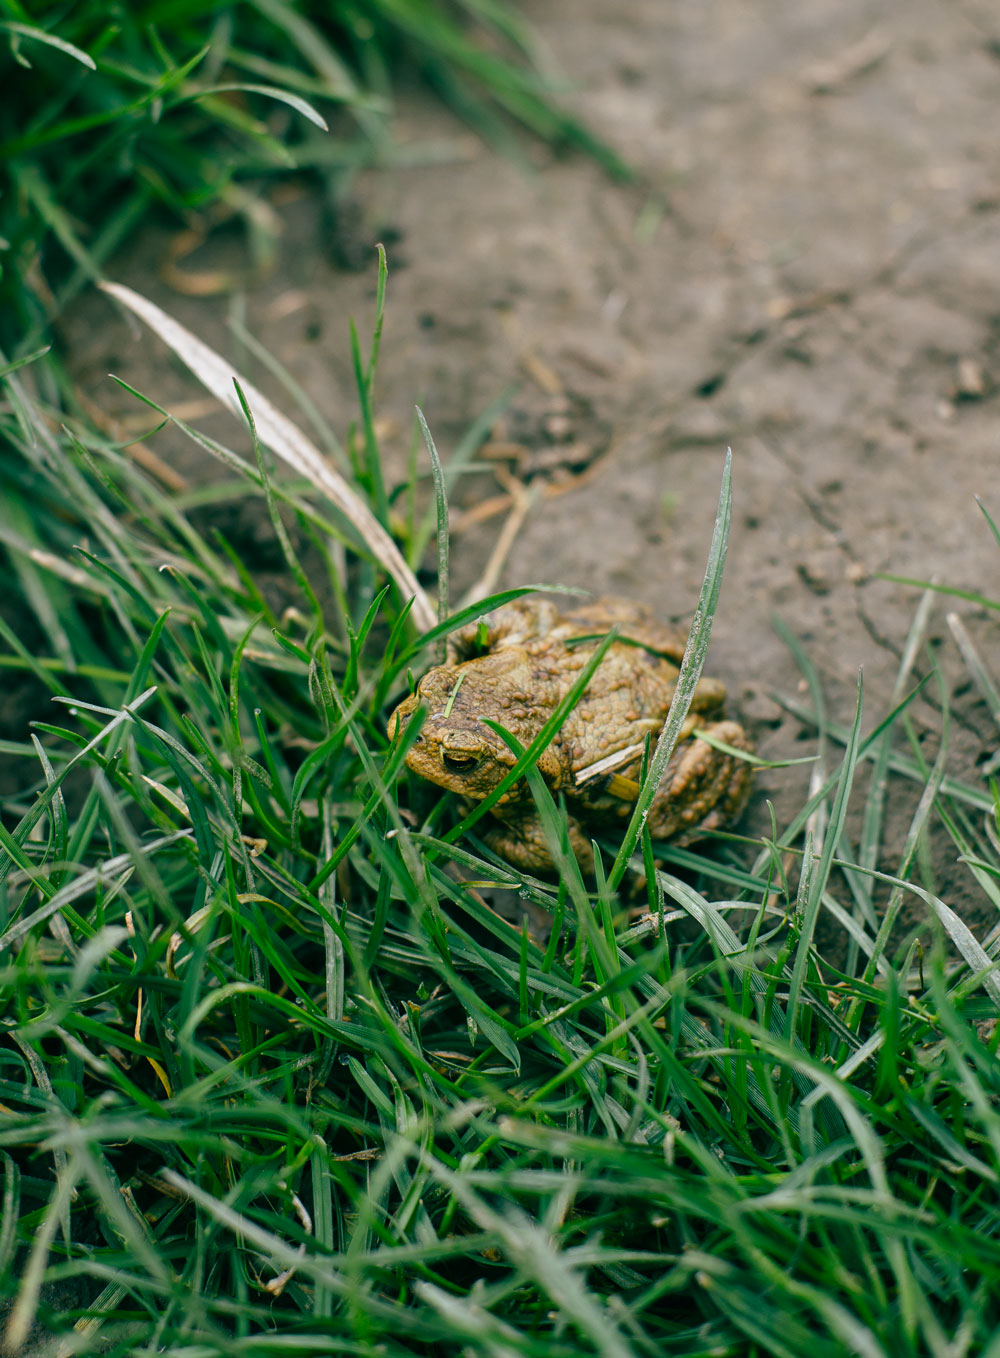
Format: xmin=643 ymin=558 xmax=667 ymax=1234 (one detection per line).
xmin=62 ymin=0 xmax=1000 ymax=931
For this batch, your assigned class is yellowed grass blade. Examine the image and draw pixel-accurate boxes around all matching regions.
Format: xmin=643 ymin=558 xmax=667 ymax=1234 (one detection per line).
xmin=99 ymin=281 xmax=436 ymax=631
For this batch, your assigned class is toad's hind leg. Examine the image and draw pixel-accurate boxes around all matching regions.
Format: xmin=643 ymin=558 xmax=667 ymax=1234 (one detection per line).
xmin=646 ymin=720 xmax=753 ymax=846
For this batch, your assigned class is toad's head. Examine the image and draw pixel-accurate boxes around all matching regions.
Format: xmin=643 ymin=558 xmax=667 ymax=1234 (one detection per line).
xmin=388 ymin=652 xmax=557 ymax=801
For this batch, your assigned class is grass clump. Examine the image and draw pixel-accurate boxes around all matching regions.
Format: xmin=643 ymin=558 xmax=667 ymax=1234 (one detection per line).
xmin=3 ymin=283 xmax=1000 ymax=1356
xmin=0 ymin=0 xmax=628 ymax=359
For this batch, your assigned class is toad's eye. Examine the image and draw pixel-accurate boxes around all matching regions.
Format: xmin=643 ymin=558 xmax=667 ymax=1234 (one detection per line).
xmin=442 ymin=751 xmax=480 ymax=773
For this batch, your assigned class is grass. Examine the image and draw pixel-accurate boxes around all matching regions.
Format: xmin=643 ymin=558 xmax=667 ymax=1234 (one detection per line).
xmin=0 ymin=0 xmax=630 ymax=362
xmin=3 ymin=274 xmax=1000 ymax=1357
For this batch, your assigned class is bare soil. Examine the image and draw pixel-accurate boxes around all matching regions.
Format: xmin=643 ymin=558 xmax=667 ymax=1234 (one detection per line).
xmin=62 ymin=0 xmax=1000 ymax=933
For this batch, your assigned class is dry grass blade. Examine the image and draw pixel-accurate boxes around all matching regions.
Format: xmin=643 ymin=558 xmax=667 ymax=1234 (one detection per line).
xmin=461 ymin=474 xmax=536 ymax=606
xmin=99 ymin=282 xmax=436 ymax=630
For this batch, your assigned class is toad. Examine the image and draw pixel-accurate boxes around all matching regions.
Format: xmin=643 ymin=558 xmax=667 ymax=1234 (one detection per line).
xmin=388 ymin=596 xmax=752 ymax=871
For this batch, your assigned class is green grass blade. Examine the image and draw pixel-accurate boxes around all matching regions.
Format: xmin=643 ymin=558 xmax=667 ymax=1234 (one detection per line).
xmin=608 ymin=449 xmax=732 ymax=890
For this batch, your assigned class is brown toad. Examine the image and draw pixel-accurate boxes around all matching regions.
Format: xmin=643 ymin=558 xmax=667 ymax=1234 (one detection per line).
xmin=388 ymin=596 xmax=752 ymax=871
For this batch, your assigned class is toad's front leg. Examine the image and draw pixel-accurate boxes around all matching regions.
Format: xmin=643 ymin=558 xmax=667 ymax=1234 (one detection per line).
xmin=483 ymin=806 xmax=593 ymax=872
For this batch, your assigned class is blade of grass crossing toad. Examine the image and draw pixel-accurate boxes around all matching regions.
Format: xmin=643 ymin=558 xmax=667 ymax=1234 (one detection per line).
xmin=609 ymin=450 xmax=732 ymax=890
xmin=446 ymin=626 xmax=619 ymax=848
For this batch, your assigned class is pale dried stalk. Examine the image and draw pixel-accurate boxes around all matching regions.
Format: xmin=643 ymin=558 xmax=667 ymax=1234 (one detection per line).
xmin=100 ymin=282 xmax=436 ymax=630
